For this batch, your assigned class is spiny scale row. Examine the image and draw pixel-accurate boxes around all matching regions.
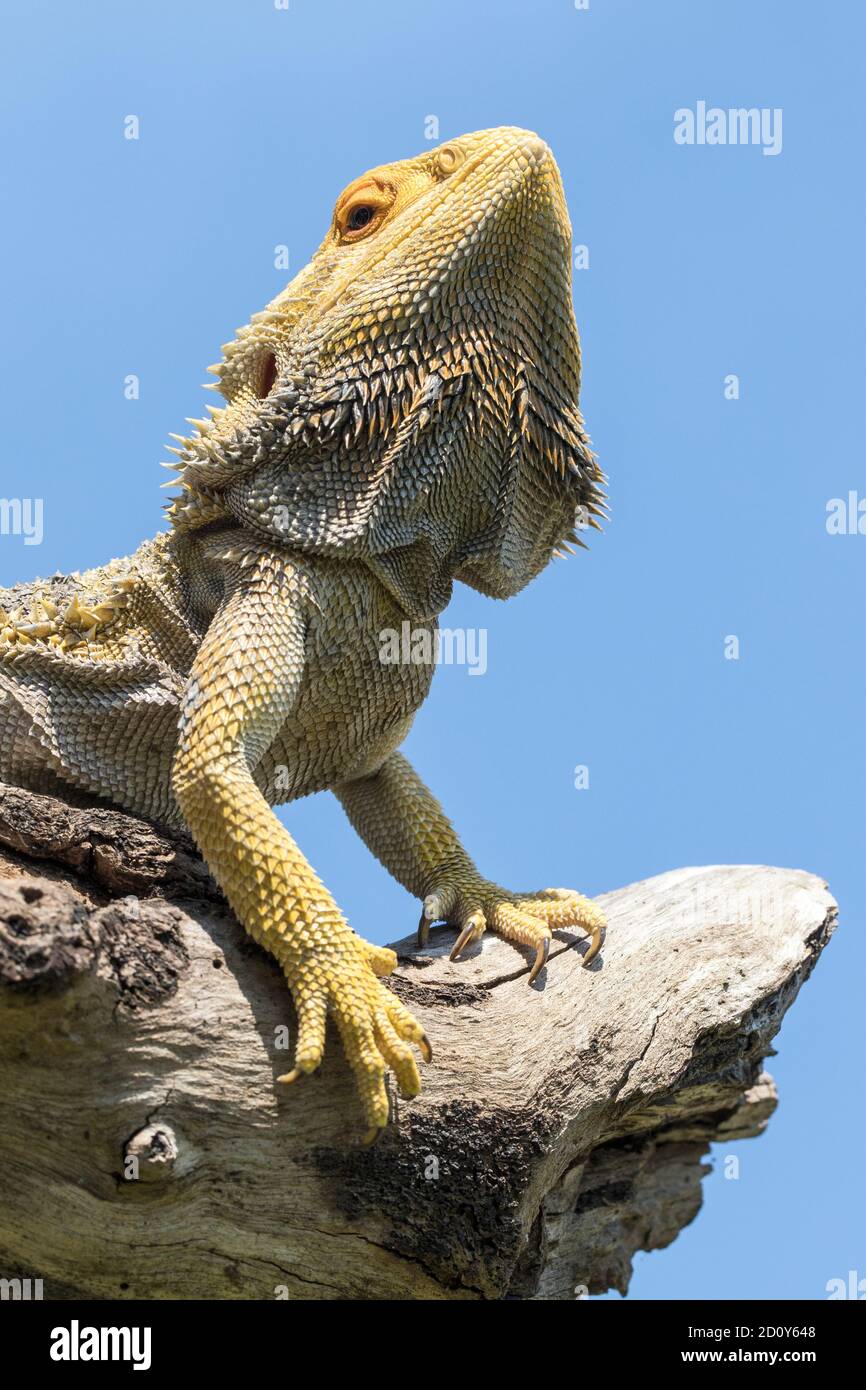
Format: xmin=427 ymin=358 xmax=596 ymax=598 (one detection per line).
xmin=0 ymin=578 xmax=137 ymax=655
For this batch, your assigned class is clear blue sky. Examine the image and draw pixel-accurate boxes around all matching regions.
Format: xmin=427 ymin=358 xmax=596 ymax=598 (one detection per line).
xmin=1 ymin=0 xmax=862 ymax=1300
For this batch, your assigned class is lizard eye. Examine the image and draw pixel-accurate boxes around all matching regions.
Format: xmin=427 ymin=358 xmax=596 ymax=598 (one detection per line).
xmin=335 ymin=182 xmax=395 ymax=242
xmin=256 ymin=351 xmax=278 ymax=399
xmin=347 ymin=205 xmax=375 ymax=231
xmin=338 ymin=200 xmax=384 ymax=241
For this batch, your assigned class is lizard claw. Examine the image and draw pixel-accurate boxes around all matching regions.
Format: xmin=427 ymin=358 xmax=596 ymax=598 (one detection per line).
xmin=276 ymin=1067 xmax=304 ymax=1086
xmin=416 ymin=909 xmax=430 ymax=947
xmin=449 ymin=910 xmax=485 ymax=962
xmin=417 ymin=890 xmax=451 ymax=947
xmin=581 ymin=911 xmax=605 ymax=965
xmin=449 ymin=922 xmax=475 ymax=961
xmin=527 ymin=934 xmax=550 ymax=985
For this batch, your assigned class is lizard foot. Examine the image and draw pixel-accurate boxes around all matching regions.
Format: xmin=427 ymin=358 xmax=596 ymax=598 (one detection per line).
xmin=418 ymin=875 xmax=605 ymax=983
xmin=277 ymin=939 xmax=431 ymax=1139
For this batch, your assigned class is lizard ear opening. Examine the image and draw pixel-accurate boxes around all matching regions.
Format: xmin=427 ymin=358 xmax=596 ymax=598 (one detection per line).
xmin=257 ymin=352 xmax=278 ymax=400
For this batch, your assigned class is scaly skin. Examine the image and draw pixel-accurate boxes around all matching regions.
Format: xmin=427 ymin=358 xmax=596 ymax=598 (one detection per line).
xmin=0 ymin=128 xmax=606 ymax=1138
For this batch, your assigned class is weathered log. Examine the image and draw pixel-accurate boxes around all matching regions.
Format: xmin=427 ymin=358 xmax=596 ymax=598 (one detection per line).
xmin=0 ymin=781 xmax=835 ymax=1300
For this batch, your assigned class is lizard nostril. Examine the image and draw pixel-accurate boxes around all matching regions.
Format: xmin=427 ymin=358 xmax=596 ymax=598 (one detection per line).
xmin=257 ymin=352 xmax=277 ymax=399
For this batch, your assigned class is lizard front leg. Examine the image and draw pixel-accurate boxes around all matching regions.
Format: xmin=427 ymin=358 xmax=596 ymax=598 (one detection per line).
xmin=171 ymin=554 xmax=430 ymax=1139
xmin=336 ymin=751 xmax=605 ymax=982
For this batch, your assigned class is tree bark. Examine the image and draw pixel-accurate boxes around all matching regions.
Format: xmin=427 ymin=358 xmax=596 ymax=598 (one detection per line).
xmin=0 ymin=781 xmax=835 ymax=1300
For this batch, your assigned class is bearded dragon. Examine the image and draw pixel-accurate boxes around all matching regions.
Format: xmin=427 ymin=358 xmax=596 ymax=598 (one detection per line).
xmin=0 ymin=127 xmax=606 ymax=1139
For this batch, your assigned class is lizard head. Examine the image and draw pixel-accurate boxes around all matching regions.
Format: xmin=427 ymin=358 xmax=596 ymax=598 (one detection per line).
xmin=166 ymin=127 xmax=604 ymax=612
